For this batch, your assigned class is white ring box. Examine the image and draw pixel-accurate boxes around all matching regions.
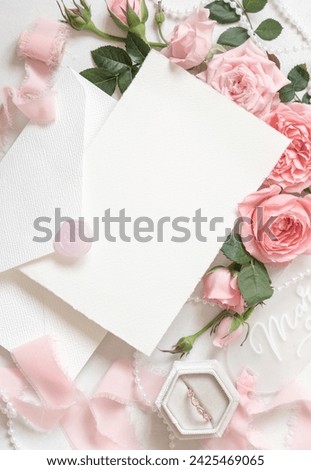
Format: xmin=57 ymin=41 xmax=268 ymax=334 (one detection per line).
xmin=155 ymin=361 xmax=239 ymax=440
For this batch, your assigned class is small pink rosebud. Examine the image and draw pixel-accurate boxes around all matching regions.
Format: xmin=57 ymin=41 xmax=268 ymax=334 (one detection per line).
xmin=213 ymin=317 xmax=244 ymax=349
xmin=57 ymin=0 xmax=93 ymax=31
xmin=107 ymin=0 xmax=148 ymax=36
xmin=203 ymin=267 xmax=245 ymax=314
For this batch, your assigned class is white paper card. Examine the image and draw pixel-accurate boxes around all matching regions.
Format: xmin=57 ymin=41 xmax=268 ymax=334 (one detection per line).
xmin=0 ymin=68 xmax=116 ymax=272
xmin=21 ymin=51 xmax=290 ymax=355
xmin=0 ymin=69 xmax=118 ymax=377
xmin=0 ymin=270 xmax=106 ymax=379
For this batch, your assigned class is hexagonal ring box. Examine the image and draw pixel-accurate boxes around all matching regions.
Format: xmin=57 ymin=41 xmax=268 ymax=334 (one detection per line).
xmin=155 ymin=361 xmax=239 ymax=440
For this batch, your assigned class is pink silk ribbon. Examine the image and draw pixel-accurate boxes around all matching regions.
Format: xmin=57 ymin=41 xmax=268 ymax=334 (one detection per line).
xmin=0 ymin=337 xmax=165 ymax=450
xmin=203 ymin=369 xmax=311 ymax=450
xmin=1 ymin=337 xmax=311 ymax=449
xmin=0 ymin=18 xmax=68 ymax=150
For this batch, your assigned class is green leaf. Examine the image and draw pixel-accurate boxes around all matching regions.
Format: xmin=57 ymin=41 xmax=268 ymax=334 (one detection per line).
xmin=132 ymin=64 xmax=140 ymax=78
xmin=243 ymin=0 xmax=267 ymax=13
xmin=302 ymin=92 xmax=311 ymax=104
xmin=241 ymin=307 xmax=254 ymax=322
xmin=288 ymin=64 xmax=310 ymax=92
xmin=221 ymin=233 xmax=252 ymax=265
xmin=125 ymin=32 xmax=150 ymax=65
xmin=140 ymin=0 xmax=149 ymax=23
xmin=255 ymin=19 xmax=283 ymax=41
xmin=118 ymin=68 xmax=133 ymax=93
xmin=206 ymin=1 xmax=240 ymax=24
xmin=238 ymin=260 xmax=273 ymax=307
xmin=279 ymin=83 xmax=295 ymax=103
xmin=217 ymin=27 xmax=249 ymax=47
xmin=80 ymin=68 xmax=117 ymax=95
xmin=91 ymin=46 xmax=132 ymax=75
xmin=126 ymin=3 xmax=141 ymax=28
xmin=267 ymin=53 xmax=280 ymax=69
xmin=229 ymin=315 xmax=243 ymax=334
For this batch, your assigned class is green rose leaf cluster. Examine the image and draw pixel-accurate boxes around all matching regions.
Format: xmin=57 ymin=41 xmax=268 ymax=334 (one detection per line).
xmin=80 ymin=34 xmax=150 ymax=95
xmin=221 ymin=233 xmax=273 ymax=307
xmin=279 ymin=64 xmax=311 ymax=103
xmin=206 ymin=0 xmax=282 ymax=48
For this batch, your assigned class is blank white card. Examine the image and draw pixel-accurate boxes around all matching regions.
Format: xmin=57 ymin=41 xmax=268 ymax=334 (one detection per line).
xmin=21 ymin=51 xmax=289 ymax=355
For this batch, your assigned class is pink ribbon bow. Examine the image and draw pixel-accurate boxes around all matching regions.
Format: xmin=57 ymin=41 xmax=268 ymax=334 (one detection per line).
xmin=0 ymin=337 xmax=165 ymax=449
xmin=204 ymin=368 xmax=311 ymax=450
xmin=2 ymin=337 xmax=311 ymax=449
xmin=0 ymin=18 xmax=68 ymax=151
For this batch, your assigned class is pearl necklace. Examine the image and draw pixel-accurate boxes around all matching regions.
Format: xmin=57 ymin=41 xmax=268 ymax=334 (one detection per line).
xmin=270 ymin=0 xmax=311 ymax=51
xmin=231 ymin=0 xmax=311 ymax=54
xmin=0 ymin=389 xmax=20 ymax=450
xmin=151 ymin=0 xmax=208 ymax=19
xmin=132 ymin=351 xmax=176 ymax=449
xmin=151 ymin=0 xmax=311 ymax=54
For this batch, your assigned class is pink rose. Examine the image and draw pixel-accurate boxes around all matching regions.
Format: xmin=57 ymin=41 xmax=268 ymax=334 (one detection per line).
xmin=213 ymin=317 xmax=243 ymax=349
xmin=238 ymin=185 xmax=311 ymax=264
xmin=203 ymin=267 xmax=245 ymax=314
xmin=162 ymin=9 xmax=216 ymax=70
xmin=107 ymin=0 xmax=142 ymax=26
xmin=265 ymin=103 xmax=311 ymax=193
xmin=197 ymin=40 xmax=289 ymax=119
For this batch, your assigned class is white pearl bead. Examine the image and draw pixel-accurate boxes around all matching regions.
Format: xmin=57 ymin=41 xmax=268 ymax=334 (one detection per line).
xmin=235 ymin=8 xmax=242 ymax=15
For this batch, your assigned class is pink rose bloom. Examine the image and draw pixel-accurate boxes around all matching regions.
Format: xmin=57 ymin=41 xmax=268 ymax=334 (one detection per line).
xmin=162 ymin=9 xmax=216 ymax=70
xmin=213 ymin=317 xmax=243 ymax=349
xmin=197 ymin=40 xmax=289 ymax=119
xmin=203 ymin=267 xmax=245 ymax=314
xmin=238 ymin=185 xmax=311 ymax=264
xmin=265 ymin=103 xmax=311 ymax=193
xmin=107 ymin=0 xmax=141 ymax=25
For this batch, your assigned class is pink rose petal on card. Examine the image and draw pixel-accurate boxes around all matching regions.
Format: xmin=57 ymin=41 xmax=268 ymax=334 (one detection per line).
xmin=54 ymin=220 xmax=92 ymax=258
xmin=197 ymin=39 xmax=289 ymax=120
